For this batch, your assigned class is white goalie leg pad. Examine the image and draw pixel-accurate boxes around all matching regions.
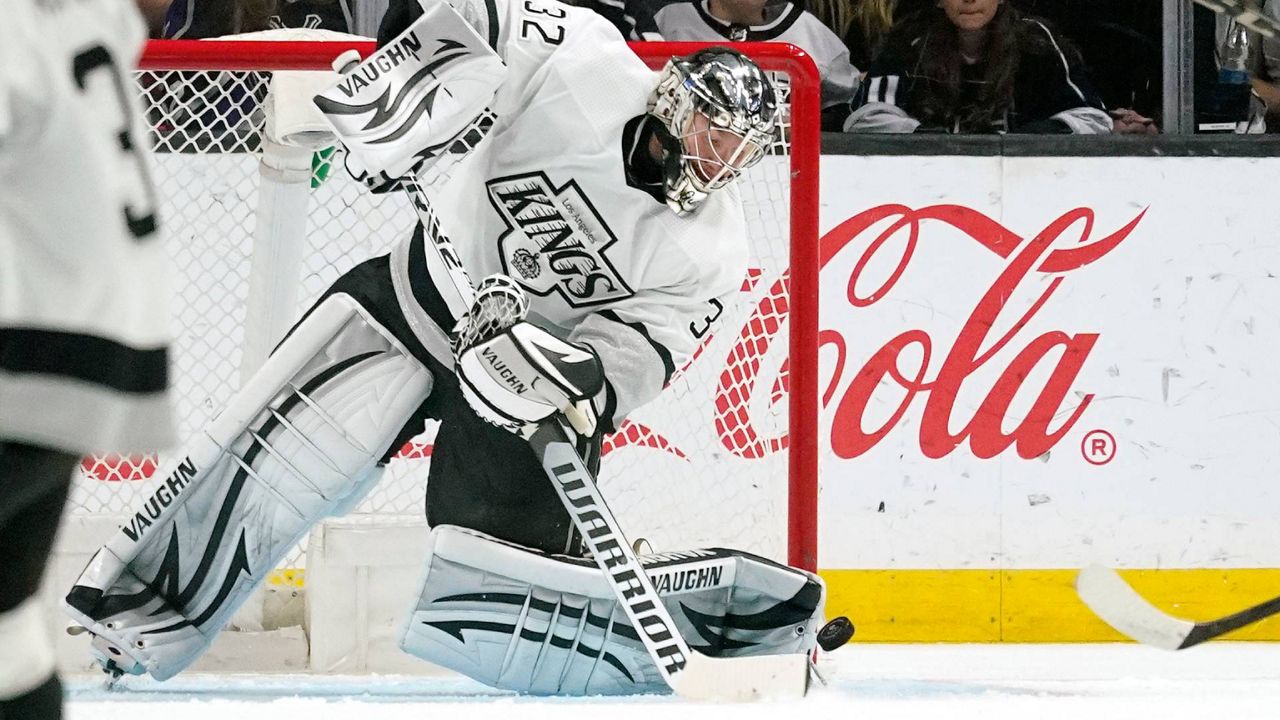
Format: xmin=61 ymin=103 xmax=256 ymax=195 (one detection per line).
xmin=313 ymin=0 xmax=507 ymax=183
xmin=400 ymin=526 xmax=824 ymax=696
xmin=0 ymin=598 xmax=54 ymax=700
xmin=63 ymin=294 xmax=433 ymax=680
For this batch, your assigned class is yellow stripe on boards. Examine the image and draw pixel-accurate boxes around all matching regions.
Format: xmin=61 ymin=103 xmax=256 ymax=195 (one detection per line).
xmin=819 ymin=568 xmax=1280 ymax=642
xmin=821 ymin=570 xmax=1001 ymax=642
xmin=266 ymin=566 xmax=1280 ymax=641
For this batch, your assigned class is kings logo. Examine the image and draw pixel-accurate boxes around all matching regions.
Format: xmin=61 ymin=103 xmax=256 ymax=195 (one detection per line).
xmin=487 ymin=172 xmax=633 ymax=307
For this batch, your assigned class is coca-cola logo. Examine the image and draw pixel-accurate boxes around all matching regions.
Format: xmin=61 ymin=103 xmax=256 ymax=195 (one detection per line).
xmin=713 ymin=203 xmax=1145 ymax=462
xmin=85 ymin=204 xmax=1145 ymax=483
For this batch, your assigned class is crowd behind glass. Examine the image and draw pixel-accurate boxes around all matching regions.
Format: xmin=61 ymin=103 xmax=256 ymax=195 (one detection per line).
xmin=135 ymin=0 xmax=1280 ymax=134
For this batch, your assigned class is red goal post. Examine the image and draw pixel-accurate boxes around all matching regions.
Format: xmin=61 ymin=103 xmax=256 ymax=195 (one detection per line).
xmin=109 ymin=39 xmax=819 ymax=571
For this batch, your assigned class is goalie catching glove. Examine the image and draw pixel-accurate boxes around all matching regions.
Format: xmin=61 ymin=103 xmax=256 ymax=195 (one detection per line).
xmin=454 ymin=275 xmax=603 ymax=438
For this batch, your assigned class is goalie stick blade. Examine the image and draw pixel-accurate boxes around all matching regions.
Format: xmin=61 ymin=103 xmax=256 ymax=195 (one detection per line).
xmin=1075 ymin=565 xmax=1194 ymax=650
xmin=670 ymin=652 xmax=811 ymax=702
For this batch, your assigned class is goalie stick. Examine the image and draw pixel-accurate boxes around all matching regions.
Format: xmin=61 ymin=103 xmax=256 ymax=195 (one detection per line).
xmin=1193 ymin=0 xmax=1279 ymax=38
xmin=1076 ymin=564 xmax=1280 ymax=650
xmin=325 ymin=52 xmax=810 ymax=702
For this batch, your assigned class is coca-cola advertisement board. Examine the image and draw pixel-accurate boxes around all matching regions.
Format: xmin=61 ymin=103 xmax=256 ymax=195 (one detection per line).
xmin=818 ymin=155 xmax=1280 ymax=571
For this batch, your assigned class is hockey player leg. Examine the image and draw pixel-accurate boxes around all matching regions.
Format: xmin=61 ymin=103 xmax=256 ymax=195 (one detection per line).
xmin=399 ymin=526 xmax=824 ymax=696
xmin=63 ymin=294 xmax=434 ymax=680
xmin=0 ymin=443 xmax=78 ymax=718
xmin=0 ymin=600 xmax=62 ymax=720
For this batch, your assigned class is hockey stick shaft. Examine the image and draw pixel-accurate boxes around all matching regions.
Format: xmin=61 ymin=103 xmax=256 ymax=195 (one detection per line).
xmin=1179 ymin=592 xmax=1280 ymax=647
xmin=528 ymin=420 xmax=695 ymax=681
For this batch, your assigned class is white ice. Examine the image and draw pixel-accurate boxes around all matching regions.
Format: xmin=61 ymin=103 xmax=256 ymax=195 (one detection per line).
xmin=65 ymin=643 xmax=1280 ymax=720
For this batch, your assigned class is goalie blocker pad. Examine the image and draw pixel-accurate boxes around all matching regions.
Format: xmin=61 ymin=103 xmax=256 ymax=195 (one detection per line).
xmin=63 ymin=294 xmax=433 ymax=680
xmin=313 ymin=0 xmax=507 ymax=185
xmin=401 ymin=525 xmax=825 ymax=696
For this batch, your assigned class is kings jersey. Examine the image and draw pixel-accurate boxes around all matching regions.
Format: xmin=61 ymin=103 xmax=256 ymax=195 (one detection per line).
xmin=387 ymin=0 xmax=750 ymax=427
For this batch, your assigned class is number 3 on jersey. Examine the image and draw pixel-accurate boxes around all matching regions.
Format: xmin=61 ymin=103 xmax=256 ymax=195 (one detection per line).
xmin=520 ymin=0 xmax=566 ymax=46
xmin=72 ymin=44 xmax=159 ymax=241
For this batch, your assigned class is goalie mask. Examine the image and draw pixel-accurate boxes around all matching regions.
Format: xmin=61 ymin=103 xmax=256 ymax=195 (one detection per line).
xmin=648 ymin=47 xmax=779 ymax=216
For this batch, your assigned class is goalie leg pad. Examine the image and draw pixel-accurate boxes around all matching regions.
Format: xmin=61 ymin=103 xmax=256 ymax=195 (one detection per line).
xmin=63 ymin=294 xmax=434 ymax=680
xmin=400 ymin=526 xmax=824 ymax=696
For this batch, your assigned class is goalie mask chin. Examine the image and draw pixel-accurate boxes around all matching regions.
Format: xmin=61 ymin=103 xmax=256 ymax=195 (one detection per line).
xmin=648 ymin=47 xmax=779 ymax=216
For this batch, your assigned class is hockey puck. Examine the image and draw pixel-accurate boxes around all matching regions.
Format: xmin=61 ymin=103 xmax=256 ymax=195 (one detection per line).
xmin=817 ymin=616 xmax=855 ymax=651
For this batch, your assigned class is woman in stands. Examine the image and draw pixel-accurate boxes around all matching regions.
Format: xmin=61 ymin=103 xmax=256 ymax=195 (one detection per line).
xmin=806 ymin=0 xmax=930 ymax=70
xmin=844 ymin=0 xmax=1112 ymax=133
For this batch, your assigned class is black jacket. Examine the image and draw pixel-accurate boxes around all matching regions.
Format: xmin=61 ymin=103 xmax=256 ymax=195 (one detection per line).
xmin=846 ymin=13 xmax=1111 ymax=134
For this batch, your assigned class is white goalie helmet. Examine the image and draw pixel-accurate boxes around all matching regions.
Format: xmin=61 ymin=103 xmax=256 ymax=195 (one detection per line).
xmin=648 ymin=47 xmax=780 ymax=215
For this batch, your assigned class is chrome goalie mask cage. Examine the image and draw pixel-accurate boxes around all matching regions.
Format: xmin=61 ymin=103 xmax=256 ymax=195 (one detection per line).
xmin=649 ymin=47 xmax=780 ymax=215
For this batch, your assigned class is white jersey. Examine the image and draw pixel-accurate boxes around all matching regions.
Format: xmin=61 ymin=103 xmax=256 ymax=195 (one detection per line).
xmin=0 ymin=0 xmax=174 ymax=454
xmin=653 ymin=0 xmax=860 ymax=109
xmin=392 ymin=0 xmax=749 ymax=427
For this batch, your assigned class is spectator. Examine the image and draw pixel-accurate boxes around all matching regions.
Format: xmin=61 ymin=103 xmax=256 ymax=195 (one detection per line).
xmin=1109 ymin=106 xmax=1158 ymax=135
xmin=163 ymin=0 xmax=387 ymax=38
xmin=561 ymin=0 xmax=666 ymax=39
xmin=845 ymin=0 xmax=1111 ymax=134
xmin=652 ymin=0 xmax=861 ymax=130
xmin=1013 ymin=0 xmax=1161 ymax=129
xmin=163 ymin=0 xmax=275 ymax=37
xmin=806 ymin=0 xmax=930 ymax=70
xmin=138 ymin=0 xmax=173 ymax=35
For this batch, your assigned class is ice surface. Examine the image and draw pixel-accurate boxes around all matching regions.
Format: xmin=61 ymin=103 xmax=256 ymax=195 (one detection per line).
xmin=66 ymin=643 xmax=1280 ymax=720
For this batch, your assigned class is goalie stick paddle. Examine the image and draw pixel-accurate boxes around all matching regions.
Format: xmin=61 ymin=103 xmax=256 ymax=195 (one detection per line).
xmin=1076 ymin=564 xmax=1280 ymax=649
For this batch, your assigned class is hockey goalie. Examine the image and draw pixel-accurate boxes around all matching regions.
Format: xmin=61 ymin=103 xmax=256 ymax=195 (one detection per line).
xmin=64 ymin=0 xmax=830 ymax=696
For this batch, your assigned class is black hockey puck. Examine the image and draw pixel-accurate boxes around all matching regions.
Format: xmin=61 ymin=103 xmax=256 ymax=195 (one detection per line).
xmin=817 ymin=616 xmax=855 ymax=651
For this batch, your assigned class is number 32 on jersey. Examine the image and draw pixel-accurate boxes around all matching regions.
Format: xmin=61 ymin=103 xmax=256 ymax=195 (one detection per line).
xmin=520 ymin=0 xmax=567 ymax=46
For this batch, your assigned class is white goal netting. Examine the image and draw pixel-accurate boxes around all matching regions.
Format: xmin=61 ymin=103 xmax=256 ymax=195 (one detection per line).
xmin=72 ymin=40 xmax=818 ymax=580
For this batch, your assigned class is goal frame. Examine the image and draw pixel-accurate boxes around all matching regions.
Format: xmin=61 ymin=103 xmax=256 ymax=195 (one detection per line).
xmin=136 ymin=39 xmax=820 ymax=571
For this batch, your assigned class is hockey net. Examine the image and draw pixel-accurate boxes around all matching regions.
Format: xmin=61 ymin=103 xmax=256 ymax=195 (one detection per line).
xmin=72 ymin=39 xmax=819 ymax=583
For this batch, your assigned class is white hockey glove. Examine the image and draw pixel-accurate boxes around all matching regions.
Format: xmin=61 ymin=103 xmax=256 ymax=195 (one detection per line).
xmin=313 ymin=0 xmax=507 ymax=190
xmin=453 ymin=276 xmax=604 ymax=438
